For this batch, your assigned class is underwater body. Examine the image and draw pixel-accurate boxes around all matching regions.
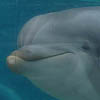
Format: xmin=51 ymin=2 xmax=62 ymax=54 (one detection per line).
xmin=7 ymin=6 xmax=100 ymax=100
xmin=1 ymin=0 xmax=100 ymax=100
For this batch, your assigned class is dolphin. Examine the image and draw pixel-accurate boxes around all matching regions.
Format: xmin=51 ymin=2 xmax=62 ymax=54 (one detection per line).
xmin=7 ymin=6 xmax=100 ymax=100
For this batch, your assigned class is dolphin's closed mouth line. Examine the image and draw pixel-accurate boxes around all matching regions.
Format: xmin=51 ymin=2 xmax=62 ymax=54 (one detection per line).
xmin=22 ymin=51 xmax=73 ymax=61
xmin=10 ymin=49 xmax=74 ymax=62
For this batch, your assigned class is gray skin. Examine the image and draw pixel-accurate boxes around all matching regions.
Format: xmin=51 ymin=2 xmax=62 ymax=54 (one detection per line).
xmin=7 ymin=6 xmax=100 ymax=100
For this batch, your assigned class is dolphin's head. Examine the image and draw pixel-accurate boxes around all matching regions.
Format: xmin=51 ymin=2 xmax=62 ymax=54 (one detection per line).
xmin=6 ymin=6 xmax=100 ymax=99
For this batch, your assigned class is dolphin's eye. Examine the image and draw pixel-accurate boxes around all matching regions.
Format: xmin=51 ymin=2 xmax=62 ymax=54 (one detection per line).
xmin=82 ymin=45 xmax=90 ymax=50
xmin=82 ymin=42 xmax=90 ymax=51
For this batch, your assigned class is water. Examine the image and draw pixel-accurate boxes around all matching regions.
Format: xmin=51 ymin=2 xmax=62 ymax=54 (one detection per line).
xmin=0 ymin=0 xmax=100 ymax=100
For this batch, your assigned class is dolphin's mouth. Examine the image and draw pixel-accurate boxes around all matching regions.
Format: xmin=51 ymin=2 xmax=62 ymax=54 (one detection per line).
xmin=8 ymin=50 xmax=73 ymax=62
xmin=7 ymin=44 xmax=76 ymax=70
xmin=8 ymin=44 xmax=74 ymax=61
xmin=7 ymin=51 xmax=73 ymax=73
